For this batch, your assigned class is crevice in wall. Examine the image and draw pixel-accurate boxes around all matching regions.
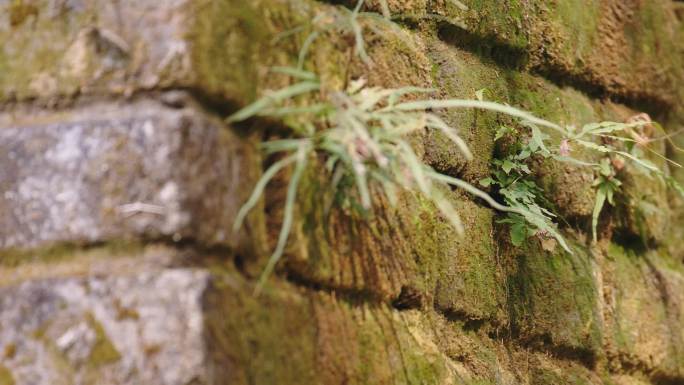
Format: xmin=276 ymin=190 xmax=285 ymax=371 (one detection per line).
xmin=435 ymin=24 xmax=673 ymax=121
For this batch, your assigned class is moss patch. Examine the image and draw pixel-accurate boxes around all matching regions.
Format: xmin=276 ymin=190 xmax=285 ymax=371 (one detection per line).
xmin=204 ymin=269 xmax=457 ymax=384
xmin=602 ymin=244 xmax=684 ymax=375
xmin=84 ymin=313 xmax=121 ymax=367
xmin=0 ymin=365 xmax=14 ymax=385
xmin=504 ymin=240 xmax=601 ymax=357
xmin=8 ymin=0 xmax=39 ymax=28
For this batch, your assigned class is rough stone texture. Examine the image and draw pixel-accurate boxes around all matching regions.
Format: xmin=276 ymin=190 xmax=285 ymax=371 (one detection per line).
xmin=0 ymin=0 xmax=307 ymax=105
xmin=601 ymin=245 xmax=684 ymax=379
xmin=0 ymin=268 xmax=209 ymax=385
xmin=0 ymin=97 xmax=254 ymax=250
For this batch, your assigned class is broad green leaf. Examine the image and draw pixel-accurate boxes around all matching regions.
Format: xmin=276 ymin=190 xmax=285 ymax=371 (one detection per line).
xmin=530 ymin=125 xmax=550 ymax=155
xmin=494 ymin=126 xmax=511 ymax=141
xmin=502 ymin=160 xmax=516 ymax=174
xmin=510 ymin=222 xmax=528 ymax=246
xmin=517 ymin=150 xmax=531 ymax=160
xmin=480 ymin=177 xmax=494 ymax=187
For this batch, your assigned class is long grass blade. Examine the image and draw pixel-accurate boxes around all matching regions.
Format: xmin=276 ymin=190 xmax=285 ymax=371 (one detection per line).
xmin=592 ymin=187 xmax=607 ymax=243
xmin=430 ymin=187 xmax=464 ymax=235
xmin=233 ymin=153 xmax=298 ymax=232
xmin=385 ymin=99 xmax=565 ymax=133
xmin=254 ymin=148 xmax=309 ymax=296
xmin=227 ymin=81 xmax=321 ymax=123
xmin=426 ymin=114 xmax=473 ymax=160
xmin=297 ymin=31 xmax=321 ymax=69
xmin=271 ymin=66 xmax=317 ymax=80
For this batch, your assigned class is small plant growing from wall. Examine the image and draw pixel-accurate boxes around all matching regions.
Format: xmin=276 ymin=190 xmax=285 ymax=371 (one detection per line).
xmin=228 ymin=0 xmax=684 ymax=292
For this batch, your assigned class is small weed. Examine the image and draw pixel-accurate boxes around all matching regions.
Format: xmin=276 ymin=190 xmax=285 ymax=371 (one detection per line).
xmin=562 ymin=120 xmax=684 ymax=242
xmin=481 ymin=123 xmax=566 ymax=251
xmin=228 ymin=67 xmax=585 ymax=292
xmin=591 ymin=158 xmax=621 ymax=243
xmin=228 ymin=0 xmax=684 ymax=292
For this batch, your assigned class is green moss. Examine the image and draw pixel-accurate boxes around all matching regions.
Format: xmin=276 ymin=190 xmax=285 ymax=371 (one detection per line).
xmin=3 ymin=343 xmax=16 ymax=360
xmin=546 ymin=0 xmax=601 ymax=65
xmin=188 ymin=1 xmax=265 ymax=104
xmin=505 ymin=240 xmax=601 ymax=354
xmin=205 ymin=268 xmax=457 ymax=384
xmin=0 ymin=240 xmax=145 ymax=268
xmin=605 ymin=244 xmax=682 ymax=362
xmin=204 ymin=272 xmax=319 ymax=384
xmin=425 ymin=40 xmax=508 ymax=182
xmin=8 ymin=0 xmax=39 ymax=27
xmin=505 ymin=72 xmax=598 ymax=127
xmin=85 ymin=313 xmax=121 ymax=367
xmin=461 ymin=0 xmax=530 ymax=50
xmin=0 ymin=1 xmax=93 ymax=101
xmin=531 ymin=365 xmax=594 ymax=385
xmin=0 ymin=366 xmax=14 ymax=385
xmin=429 ymin=196 xmax=502 ymax=322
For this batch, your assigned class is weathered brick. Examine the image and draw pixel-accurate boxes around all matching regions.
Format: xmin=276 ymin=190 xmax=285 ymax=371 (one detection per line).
xmin=0 ymin=97 xmax=255 ymax=250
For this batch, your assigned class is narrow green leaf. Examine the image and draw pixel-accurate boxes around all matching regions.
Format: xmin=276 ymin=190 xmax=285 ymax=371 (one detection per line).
xmin=270 ymin=66 xmax=317 ymax=80
xmin=592 ymin=187 xmax=607 ymax=243
xmin=383 ymin=99 xmax=565 ymax=133
xmin=233 ymin=153 xmax=298 ymax=232
xmin=297 ymin=31 xmax=321 ymax=69
xmin=449 ymin=0 xmax=469 ymax=11
xmin=227 ymin=81 xmax=321 ymax=123
xmin=552 ymin=155 xmax=598 ymax=167
xmin=430 ymin=187 xmax=464 ymax=235
xmin=575 ymin=139 xmax=611 ymax=153
xmin=426 ymin=114 xmax=473 ymax=160
xmin=255 ymin=148 xmax=308 ymax=295
xmin=379 ymin=0 xmax=391 ymax=19
xmin=260 ymin=139 xmax=310 ymax=154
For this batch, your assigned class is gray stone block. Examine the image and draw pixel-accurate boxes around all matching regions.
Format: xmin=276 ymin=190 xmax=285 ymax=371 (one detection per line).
xmin=0 ymin=98 xmax=254 ymax=249
xmin=0 ymin=268 xmax=210 ymax=385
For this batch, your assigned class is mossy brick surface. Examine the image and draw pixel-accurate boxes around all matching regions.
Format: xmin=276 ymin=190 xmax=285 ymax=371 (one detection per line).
xmin=601 ymin=244 xmax=684 ymax=377
xmin=528 ymin=354 xmax=602 ymax=385
xmin=435 ymin=0 xmax=683 ymax=109
xmin=204 ymin=270 xmax=461 ymax=385
xmin=504 ymin=241 xmax=602 ymax=356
